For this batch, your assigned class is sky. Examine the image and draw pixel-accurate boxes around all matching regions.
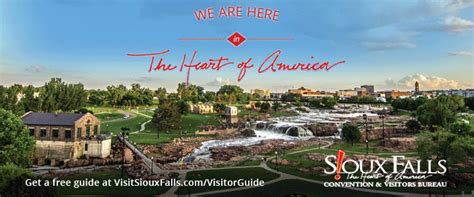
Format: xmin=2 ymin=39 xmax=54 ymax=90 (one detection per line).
xmin=1 ymin=0 xmax=473 ymax=92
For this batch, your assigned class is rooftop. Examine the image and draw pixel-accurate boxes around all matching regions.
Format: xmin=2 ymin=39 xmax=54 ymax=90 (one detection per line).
xmin=22 ymin=112 xmax=87 ymax=126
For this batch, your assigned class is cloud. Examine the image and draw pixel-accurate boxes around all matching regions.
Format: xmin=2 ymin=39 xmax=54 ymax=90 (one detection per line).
xmin=385 ymin=74 xmax=468 ymax=90
xmin=440 ymin=16 xmax=474 ymax=32
xmin=448 ymin=51 xmax=474 ymax=56
xmin=361 ymin=41 xmax=416 ymax=51
xmin=25 ymin=65 xmax=46 ymax=72
xmin=205 ymin=77 xmax=231 ymax=86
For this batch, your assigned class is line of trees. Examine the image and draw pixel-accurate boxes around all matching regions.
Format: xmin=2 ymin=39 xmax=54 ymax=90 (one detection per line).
xmin=0 ymin=78 xmax=87 ymax=115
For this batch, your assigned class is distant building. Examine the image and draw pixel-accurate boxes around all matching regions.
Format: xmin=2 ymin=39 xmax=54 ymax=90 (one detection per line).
xmin=22 ymin=112 xmax=111 ymax=161
xmin=355 ymin=87 xmax=368 ymax=96
xmin=361 ymin=85 xmax=375 ymax=96
xmin=250 ymin=89 xmax=271 ymax=99
xmin=415 ymin=81 xmax=420 ymax=94
xmin=384 ymin=90 xmax=412 ymax=98
xmin=224 ymin=106 xmax=239 ymax=117
xmin=189 ymin=103 xmax=215 ymax=114
xmin=270 ymin=93 xmax=283 ymax=100
xmin=434 ymin=89 xmax=474 ymax=97
xmin=288 ymin=87 xmax=333 ymax=98
xmin=337 ymin=89 xmax=357 ymax=98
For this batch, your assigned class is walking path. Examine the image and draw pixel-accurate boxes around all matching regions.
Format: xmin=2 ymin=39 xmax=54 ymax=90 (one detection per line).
xmin=100 ymin=110 xmax=137 ymax=123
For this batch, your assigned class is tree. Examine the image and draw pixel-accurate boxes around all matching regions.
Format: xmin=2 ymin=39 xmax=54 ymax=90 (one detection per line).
xmin=405 ymin=119 xmax=421 ymax=133
xmin=213 ymin=103 xmax=226 ymax=113
xmin=322 ymin=97 xmax=337 ymax=109
xmin=272 ymin=102 xmax=282 ymax=111
xmin=417 ymin=95 xmax=465 ymax=131
xmin=449 ymin=121 xmax=472 ymax=136
xmin=0 ymin=163 xmax=57 ymax=196
xmin=465 ymin=96 xmax=474 ymax=111
xmin=0 ymin=109 xmax=35 ymax=167
xmin=177 ymin=100 xmax=189 ymax=115
xmin=342 ymin=123 xmax=361 ymax=146
xmin=155 ymin=87 xmax=168 ymax=99
xmin=416 ymin=130 xmax=473 ymax=165
xmin=217 ymin=85 xmax=245 ymax=104
xmin=151 ymin=102 xmax=181 ymax=133
xmin=20 ymin=85 xmax=40 ymax=112
xmin=204 ymin=91 xmax=216 ymax=102
xmin=260 ymin=102 xmax=271 ymax=113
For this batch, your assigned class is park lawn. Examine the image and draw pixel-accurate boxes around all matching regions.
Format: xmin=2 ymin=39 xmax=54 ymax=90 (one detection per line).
xmin=86 ymin=106 xmax=121 ymax=113
xmin=175 ymin=167 xmax=280 ymax=195
xmin=176 ymin=113 xmax=221 ymax=133
xmin=96 ymin=112 xmax=125 ymax=122
xmin=137 ymin=108 xmax=155 ymax=117
xmin=238 ymin=109 xmax=260 ymax=117
xmin=236 ymin=159 xmax=262 ymax=167
xmin=57 ymin=169 xmax=170 ymax=196
xmin=203 ymin=179 xmax=395 ymax=197
xmin=101 ymin=114 xmax=150 ymax=135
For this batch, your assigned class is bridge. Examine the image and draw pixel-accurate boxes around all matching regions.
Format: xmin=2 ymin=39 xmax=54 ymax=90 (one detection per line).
xmin=117 ymin=134 xmax=162 ymax=174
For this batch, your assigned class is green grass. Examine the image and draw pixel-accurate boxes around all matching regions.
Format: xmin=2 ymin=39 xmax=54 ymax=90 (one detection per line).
xmin=176 ymin=167 xmax=280 ymax=195
xmin=101 ymin=114 xmax=150 ymax=135
xmin=176 ymin=113 xmax=221 ymax=133
xmin=203 ymin=179 xmax=395 ymax=197
xmin=236 ymin=159 xmax=261 ymax=166
xmin=58 ymin=169 xmax=170 ymax=196
xmin=238 ymin=109 xmax=260 ymax=117
xmin=96 ymin=112 xmax=125 ymax=122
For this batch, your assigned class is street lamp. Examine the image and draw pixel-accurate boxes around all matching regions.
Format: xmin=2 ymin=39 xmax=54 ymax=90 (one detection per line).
xmin=274 ymin=151 xmax=278 ymax=171
xmin=362 ymin=114 xmax=369 ymax=155
xmin=150 ymin=157 xmax=154 ymax=175
xmin=318 ymin=138 xmax=321 ymax=149
xmin=379 ymin=112 xmax=386 ymax=147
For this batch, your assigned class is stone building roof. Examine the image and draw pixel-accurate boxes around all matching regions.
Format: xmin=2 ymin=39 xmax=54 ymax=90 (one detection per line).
xmin=21 ymin=112 xmax=86 ymax=126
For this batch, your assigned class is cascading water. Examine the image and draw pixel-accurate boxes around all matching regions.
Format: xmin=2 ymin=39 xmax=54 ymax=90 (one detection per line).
xmin=177 ymin=105 xmax=379 ymax=163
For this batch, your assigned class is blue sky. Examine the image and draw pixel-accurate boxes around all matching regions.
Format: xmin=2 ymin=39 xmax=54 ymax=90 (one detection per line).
xmin=1 ymin=0 xmax=473 ymax=92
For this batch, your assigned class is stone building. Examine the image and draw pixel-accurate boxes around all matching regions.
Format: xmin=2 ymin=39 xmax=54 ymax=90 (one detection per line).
xmin=21 ymin=112 xmax=111 ymax=162
xmin=189 ymin=103 xmax=215 ymax=114
xmin=224 ymin=106 xmax=239 ymax=125
xmin=224 ymin=106 xmax=239 ymax=117
xmin=250 ymin=89 xmax=271 ymax=99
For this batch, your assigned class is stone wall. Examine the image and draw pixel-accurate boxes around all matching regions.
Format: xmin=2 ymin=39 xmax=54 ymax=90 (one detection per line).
xmin=35 ymin=140 xmax=80 ymax=160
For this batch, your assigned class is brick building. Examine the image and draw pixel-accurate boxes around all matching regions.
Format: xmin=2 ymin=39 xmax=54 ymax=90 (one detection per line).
xmin=22 ymin=112 xmax=111 ymax=162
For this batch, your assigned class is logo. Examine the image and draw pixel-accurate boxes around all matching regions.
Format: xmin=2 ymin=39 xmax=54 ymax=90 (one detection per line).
xmin=324 ymin=150 xmax=447 ymax=181
xmin=227 ymin=32 xmax=246 ymax=47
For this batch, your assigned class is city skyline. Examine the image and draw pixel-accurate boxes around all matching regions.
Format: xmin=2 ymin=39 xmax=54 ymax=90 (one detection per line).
xmin=1 ymin=0 xmax=473 ymax=92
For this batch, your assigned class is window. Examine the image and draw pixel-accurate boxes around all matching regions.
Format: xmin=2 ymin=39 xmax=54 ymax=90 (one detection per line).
xmin=52 ymin=129 xmax=59 ymax=138
xmin=77 ymin=128 xmax=82 ymax=138
xmin=86 ymin=126 xmax=90 ymax=137
xmin=93 ymin=125 xmax=98 ymax=134
xmin=29 ymin=128 xmax=35 ymax=136
xmin=65 ymin=130 xmax=71 ymax=139
xmin=84 ymin=143 xmax=88 ymax=151
xmin=40 ymin=129 xmax=47 ymax=137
